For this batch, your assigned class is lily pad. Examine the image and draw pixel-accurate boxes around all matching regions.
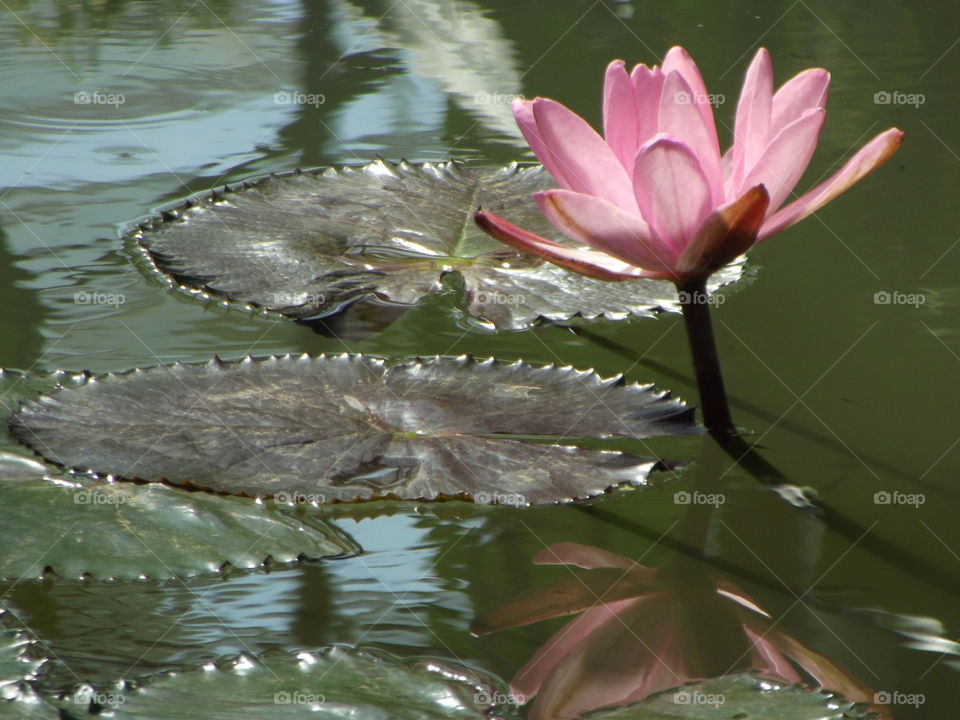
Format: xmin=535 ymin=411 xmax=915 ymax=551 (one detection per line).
xmin=0 ymin=370 xmax=87 ymax=452
xmin=0 ymin=696 xmax=59 ymax=719
xmin=61 ymin=647 xmax=513 ymax=719
xmin=130 ymin=161 xmax=741 ymax=330
xmin=0 ymin=610 xmax=45 ymax=700
xmin=0 ymin=479 xmax=360 ymax=581
xmin=8 ymin=354 xmax=696 ymax=504
xmin=583 ymin=673 xmax=877 ymax=719
xmin=0 ymin=610 xmax=58 ymax=718
xmin=0 ymin=453 xmax=47 ymax=481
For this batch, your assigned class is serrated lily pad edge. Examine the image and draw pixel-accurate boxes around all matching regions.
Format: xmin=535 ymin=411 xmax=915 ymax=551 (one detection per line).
xmin=0 ymin=477 xmax=363 ymax=584
xmin=7 ymin=352 xmax=699 ymax=505
xmin=123 ymin=160 xmax=745 ymax=328
xmin=0 ymin=607 xmax=53 ymax=713
xmin=583 ymin=671 xmax=877 ymax=719
xmin=51 ymin=646 xmax=516 ymax=719
xmin=122 ymin=161 xmax=525 ymax=323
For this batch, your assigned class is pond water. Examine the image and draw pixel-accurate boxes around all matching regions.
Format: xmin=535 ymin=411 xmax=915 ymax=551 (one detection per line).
xmin=1 ymin=0 xmax=958 ymax=717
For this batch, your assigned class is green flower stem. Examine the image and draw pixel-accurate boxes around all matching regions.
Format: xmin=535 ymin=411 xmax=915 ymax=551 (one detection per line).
xmin=678 ymin=277 xmax=735 ymax=436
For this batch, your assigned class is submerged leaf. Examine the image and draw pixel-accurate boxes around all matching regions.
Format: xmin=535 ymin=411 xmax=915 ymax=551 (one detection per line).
xmin=9 ymin=354 xmax=696 ymax=504
xmin=583 ymin=672 xmax=877 ymax=719
xmin=67 ymin=647 xmax=512 ymax=719
xmin=130 ymin=161 xmax=741 ymax=330
xmin=0 ymin=479 xmax=359 ymax=581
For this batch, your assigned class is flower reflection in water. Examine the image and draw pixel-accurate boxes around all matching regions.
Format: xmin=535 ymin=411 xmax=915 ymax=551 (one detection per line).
xmin=472 ymin=542 xmax=888 ymax=719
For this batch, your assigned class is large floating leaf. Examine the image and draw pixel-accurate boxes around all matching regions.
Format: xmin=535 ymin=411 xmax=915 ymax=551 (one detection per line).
xmin=0 ymin=610 xmax=45 ymax=701
xmin=0 ymin=609 xmax=58 ymax=718
xmin=63 ymin=647 xmax=513 ymax=719
xmin=0 ymin=370 xmax=87 ymax=452
xmin=0 ymin=479 xmax=359 ymax=581
xmin=583 ymin=673 xmax=877 ymax=719
xmin=0 ymin=453 xmax=46 ymax=481
xmin=0 ymin=694 xmax=58 ymax=719
xmin=130 ymin=161 xmax=741 ymax=330
xmin=9 ymin=354 xmax=696 ymax=504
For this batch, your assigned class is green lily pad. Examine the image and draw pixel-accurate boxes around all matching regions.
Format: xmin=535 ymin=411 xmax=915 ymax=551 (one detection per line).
xmin=583 ymin=673 xmax=876 ymax=719
xmin=130 ymin=161 xmax=741 ymax=331
xmin=8 ymin=354 xmax=697 ymax=504
xmin=60 ymin=647 xmax=514 ymax=719
xmin=0 ymin=453 xmax=47 ymax=481
xmin=0 ymin=610 xmax=45 ymax=701
xmin=0 ymin=691 xmax=59 ymax=719
xmin=1 ymin=370 xmax=87 ymax=453
xmin=0 ymin=479 xmax=360 ymax=581
xmin=0 ymin=609 xmax=58 ymax=718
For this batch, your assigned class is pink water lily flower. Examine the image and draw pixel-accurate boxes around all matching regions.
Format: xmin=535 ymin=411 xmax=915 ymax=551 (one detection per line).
xmin=473 ymin=543 xmax=888 ymax=719
xmin=475 ymin=47 xmax=903 ymax=282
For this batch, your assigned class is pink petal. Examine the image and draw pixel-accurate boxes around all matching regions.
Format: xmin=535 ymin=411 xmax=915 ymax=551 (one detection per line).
xmin=739 ymin=108 xmax=825 ymax=212
xmin=511 ymin=599 xmax=635 ymax=707
xmin=604 ymin=60 xmax=640 ymax=172
xmin=659 ymin=70 xmax=723 ymax=202
xmin=728 ymin=48 xmax=774 ymax=192
xmin=615 ymin=598 xmax=702 ymax=702
xmin=715 ymin=582 xmax=771 ymax=619
xmin=741 ymin=625 xmax=804 ymax=684
xmin=531 ymin=98 xmax=638 ymax=212
xmin=631 ymin=64 xmax=665 ymax=147
xmin=633 ymin=136 xmax=713 ymax=254
xmin=533 ymin=542 xmax=639 ymax=570
xmin=770 ymin=68 xmax=830 ymax=137
xmin=535 ymin=189 xmax=676 ymax=272
xmin=759 ymin=628 xmax=883 ymax=710
xmin=530 ymin=594 xmax=685 ymax=719
xmin=662 ymin=46 xmax=721 ymax=161
xmin=759 ymin=127 xmax=903 ymax=239
xmin=676 ymin=185 xmax=769 ymax=276
xmin=513 ymin=98 xmax=571 ymax=189
xmin=474 ymin=209 xmax=652 ymax=280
